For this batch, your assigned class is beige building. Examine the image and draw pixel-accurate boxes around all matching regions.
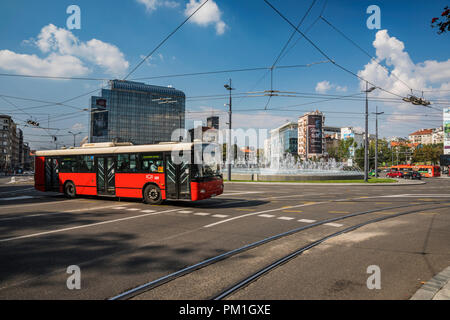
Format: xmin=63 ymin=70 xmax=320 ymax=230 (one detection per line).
xmin=432 ymin=127 xmax=444 ymax=144
xmin=409 ymin=128 xmax=436 ymax=145
xmin=409 ymin=129 xmax=433 ymax=144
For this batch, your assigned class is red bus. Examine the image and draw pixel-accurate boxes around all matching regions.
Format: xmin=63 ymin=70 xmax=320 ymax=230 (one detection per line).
xmin=414 ymin=165 xmax=441 ymax=178
xmin=34 ymin=142 xmax=224 ymax=204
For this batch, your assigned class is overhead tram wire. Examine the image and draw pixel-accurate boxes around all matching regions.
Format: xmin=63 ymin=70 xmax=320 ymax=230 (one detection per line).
xmin=319 ymin=16 xmax=415 ymax=93
xmin=123 ymin=0 xmax=209 ymax=80
xmin=263 ymin=0 xmax=405 ymax=100
xmin=0 ymin=0 xmax=211 ymax=138
xmin=277 ymin=0 xmax=328 ymax=63
xmin=263 ymin=0 xmax=318 ymax=110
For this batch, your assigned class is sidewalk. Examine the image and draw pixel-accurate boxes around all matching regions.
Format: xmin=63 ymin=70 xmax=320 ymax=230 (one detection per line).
xmin=225 ymin=179 xmax=426 ymax=186
xmin=411 ymin=266 xmax=450 ymax=300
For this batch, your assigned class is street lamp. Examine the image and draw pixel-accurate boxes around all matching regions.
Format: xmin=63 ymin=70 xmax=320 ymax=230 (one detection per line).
xmin=372 ymin=106 xmax=384 ymax=178
xmin=68 ymin=131 xmax=82 ymax=147
xmin=224 ymin=80 xmax=234 ymax=181
xmin=363 ymin=82 xmax=377 ymax=182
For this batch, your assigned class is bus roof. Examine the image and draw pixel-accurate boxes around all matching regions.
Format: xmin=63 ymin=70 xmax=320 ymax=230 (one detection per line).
xmin=35 ymin=142 xmax=197 ymax=157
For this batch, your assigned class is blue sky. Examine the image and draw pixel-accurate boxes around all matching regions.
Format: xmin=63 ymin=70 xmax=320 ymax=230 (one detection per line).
xmin=0 ymin=0 xmax=449 ymax=149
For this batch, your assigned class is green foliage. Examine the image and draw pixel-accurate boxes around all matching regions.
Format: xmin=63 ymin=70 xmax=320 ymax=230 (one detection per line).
xmin=412 ymin=144 xmax=443 ymax=165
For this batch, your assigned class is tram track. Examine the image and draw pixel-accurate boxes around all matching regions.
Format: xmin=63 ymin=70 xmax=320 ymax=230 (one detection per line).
xmin=110 ymin=199 xmax=450 ymax=300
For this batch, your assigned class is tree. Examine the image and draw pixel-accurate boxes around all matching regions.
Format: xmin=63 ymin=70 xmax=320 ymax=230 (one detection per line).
xmin=412 ymin=144 xmax=443 ymax=165
xmin=431 ymin=6 xmax=450 ymax=34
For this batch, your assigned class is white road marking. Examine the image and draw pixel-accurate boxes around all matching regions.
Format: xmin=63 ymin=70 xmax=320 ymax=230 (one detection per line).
xmin=278 ymin=217 xmax=295 ymax=221
xmin=221 ymin=191 xmax=264 ymax=196
xmin=113 ymin=207 xmax=127 ymax=210
xmin=298 ymin=219 xmax=317 ymax=224
xmin=0 ymin=209 xmax=180 ymax=243
xmin=324 ymin=223 xmax=344 ymax=228
xmin=204 ymin=201 xmax=328 ymax=228
xmin=141 ymin=210 xmax=157 ymax=213
xmin=259 ymin=214 xmax=275 ymax=218
xmin=178 ymin=210 xmax=193 ymax=214
xmin=385 ymin=194 xmax=450 ymax=198
xmin=0 ymin=196 xmax=34 ymax=201
xmin=126 ymin=208 xmax=140 ymax=211
xmin=0 ymin=204 xmax=132 ymax=222
xmin=194 ymin=213 xmax=211 ymax=216
xmin=212 ymin=214 xmax=230 ymax=218
xmin=0 ymin=199 xmax=82 ymax=210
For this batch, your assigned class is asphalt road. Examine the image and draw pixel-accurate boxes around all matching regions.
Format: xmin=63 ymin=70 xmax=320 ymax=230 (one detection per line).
xmin=0 ymin=177 xmax=449 ymax=300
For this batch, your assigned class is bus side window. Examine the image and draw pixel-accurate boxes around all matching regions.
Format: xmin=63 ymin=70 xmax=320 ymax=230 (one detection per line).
xmin=141 ymin=154 xmax=163 ymax=173
xmin=79 ymin=155 xmax=94 ymax=173
xmin=60 ymin=157 xmax=77 ymax=173
xmin=117 ymin=154 xmax=130 ymax=173
xmin=129 ymin=154 xmax=138 ymax=173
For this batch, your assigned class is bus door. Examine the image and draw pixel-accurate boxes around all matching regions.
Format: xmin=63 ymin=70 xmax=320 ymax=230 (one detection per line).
xmin=96 ymin=156 xmax=116 ymax=196
xmin=165 ymin=153 xmax=190 ymax=199
xmin=45 ymin=157 xmax=59 ymax=191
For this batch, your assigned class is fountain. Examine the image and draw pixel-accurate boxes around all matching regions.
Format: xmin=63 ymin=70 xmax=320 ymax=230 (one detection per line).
xmin=223 ymin=153 xmax=364 ymax=181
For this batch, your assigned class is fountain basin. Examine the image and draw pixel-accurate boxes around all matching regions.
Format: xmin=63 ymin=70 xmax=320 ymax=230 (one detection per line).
xmin=223 ymin=170 xmax=364 ymax=181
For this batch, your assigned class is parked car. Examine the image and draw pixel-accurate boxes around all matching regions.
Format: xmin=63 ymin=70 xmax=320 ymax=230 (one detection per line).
xmin=403 ymin=171 xmax=422 ymax=180
xmin=387 ymin=170 xmax=404 ymax=178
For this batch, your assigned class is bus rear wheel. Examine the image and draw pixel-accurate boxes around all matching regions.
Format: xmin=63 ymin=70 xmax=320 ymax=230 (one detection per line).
xmin=143 ymin=184 xmax=163 ymax=205
xmin=64 ymin=181 xmax=76 ymax=199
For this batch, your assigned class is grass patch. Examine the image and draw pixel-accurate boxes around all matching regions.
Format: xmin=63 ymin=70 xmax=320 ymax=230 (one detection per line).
xmin=225 ymin=178 xmax=397 ymax=184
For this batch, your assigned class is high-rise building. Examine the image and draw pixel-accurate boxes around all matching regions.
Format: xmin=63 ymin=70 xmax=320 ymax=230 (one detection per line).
xmin=0 ymin=115 xmax=29 ymax=172
xmin=207 ymin=116 xmax=219 ymax=130
xmin=90 ymin=80 xmax=186 ymax=145
xmin=298 ymin=111 xmax=325 ymax=159
xmin=270 ymin=122 xmax=298 ymax=161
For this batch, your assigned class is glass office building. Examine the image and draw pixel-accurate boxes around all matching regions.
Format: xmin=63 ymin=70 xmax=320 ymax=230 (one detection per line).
xmin=90 ymin=80 xmax=185 ymax=145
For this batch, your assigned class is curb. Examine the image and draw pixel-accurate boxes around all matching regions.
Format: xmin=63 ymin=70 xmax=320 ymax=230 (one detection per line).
xmin=224 ymin=180 xmax=426 ymax=186
xmin=410 ymin=266 xmax=450 ymax=300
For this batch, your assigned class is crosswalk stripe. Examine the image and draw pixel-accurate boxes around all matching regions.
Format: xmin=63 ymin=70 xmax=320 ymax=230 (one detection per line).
xmin=212 ymin=214 xmax=229 ymax=218
xmin=259 ymin=214 xmax=275 ymax=218
xmin=324 ymin=223 xmax=343 ymax=227
xmin=298 ymin=219 xmax=316 ymax=223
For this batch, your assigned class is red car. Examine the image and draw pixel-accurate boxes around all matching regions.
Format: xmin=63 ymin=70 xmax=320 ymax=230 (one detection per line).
xmin=387 ymin=170 xmax=404 ymax=178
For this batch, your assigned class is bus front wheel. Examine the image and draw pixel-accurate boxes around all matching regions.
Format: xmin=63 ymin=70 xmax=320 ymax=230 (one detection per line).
xmin=143 ymin=184 xmax=163 ymax=205
xmin=64 ymin=181 xmax=76 ymax=199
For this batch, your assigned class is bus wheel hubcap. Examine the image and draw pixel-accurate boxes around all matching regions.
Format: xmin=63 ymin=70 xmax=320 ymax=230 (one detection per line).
xmin=150 ymin=189 xmax=158 ymax=200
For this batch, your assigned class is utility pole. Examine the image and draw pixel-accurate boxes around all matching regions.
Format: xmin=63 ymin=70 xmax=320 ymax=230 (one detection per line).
xmin=363 ymin=82 xmax=376 ymax=182
xmin=224 ymin=79 xmax=234 ymax=181
xmin=373 ymin=106 xmax=384 ymax=178
xmin=68 ymin=131 xmax=82 ymax=147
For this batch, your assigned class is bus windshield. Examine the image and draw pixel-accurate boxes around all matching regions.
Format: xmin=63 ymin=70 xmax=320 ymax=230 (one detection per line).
xmin=192 ymin=144 xmax=221 ymax=179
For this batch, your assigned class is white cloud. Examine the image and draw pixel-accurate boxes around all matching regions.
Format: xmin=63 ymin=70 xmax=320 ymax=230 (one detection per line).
xmin=71 ymin=123 xmax=85 ymax=131
xmin=136 ymin=0 xmax=179 ymax=12
xmin=185 ymin=0 xmax=227 ymax=35
xmin=335 ymin=85 xmax=348 ymax=92
xmin=357 ymin=29 xmax=450 ymax=104
xmin=0 ymin=50 xmax=89 ymax=77
xmin=0 ymin=24 xmax=129 ymax=78
xmin=315 ymin=81 xmax=347 ymax=93
xmin=315 ymin=81 xmax=332 ymax=93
